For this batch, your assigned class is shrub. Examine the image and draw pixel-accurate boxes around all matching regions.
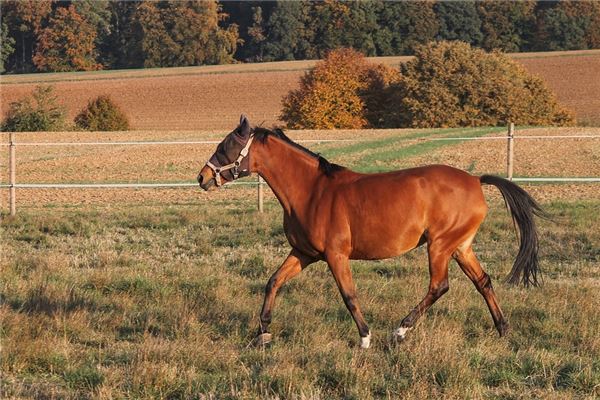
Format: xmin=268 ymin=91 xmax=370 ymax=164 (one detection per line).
xmin=1 ymin=86 xmax=67 ymax=132
xmin=280 ymin=48 xmax=400 ymax=129
xmin=75 ymin=95 xmax=130 ymax=131
xmin=395 ymin=41 xmax=575 ymax=127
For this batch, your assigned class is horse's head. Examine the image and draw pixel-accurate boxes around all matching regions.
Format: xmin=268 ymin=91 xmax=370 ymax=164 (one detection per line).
xmin=197 ymin=114 xmax=254 ymax=191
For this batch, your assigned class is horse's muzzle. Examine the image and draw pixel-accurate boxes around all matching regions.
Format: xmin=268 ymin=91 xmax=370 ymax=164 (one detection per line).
xmin=197 ymin=171 xmax=215 ymax=191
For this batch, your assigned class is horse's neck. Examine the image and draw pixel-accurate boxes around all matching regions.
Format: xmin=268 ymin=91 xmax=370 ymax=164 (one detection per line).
xmin=250 ymin=136 xmax=321 ymax=215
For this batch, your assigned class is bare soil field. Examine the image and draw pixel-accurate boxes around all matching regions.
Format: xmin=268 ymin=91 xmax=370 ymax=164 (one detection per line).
xmin=1 ymin=50 xmax=599 ymax=130
xmin=1 ymin=127 xmax=598 ymax=211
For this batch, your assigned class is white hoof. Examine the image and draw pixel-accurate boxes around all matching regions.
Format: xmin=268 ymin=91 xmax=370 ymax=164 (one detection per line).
xmin=393 ymin=326 xmax=410 ymax=341
xmin=254 ymin=332 xmax=272 ymax=347
xmin=360 ymin=332 xmax=372 ymax=349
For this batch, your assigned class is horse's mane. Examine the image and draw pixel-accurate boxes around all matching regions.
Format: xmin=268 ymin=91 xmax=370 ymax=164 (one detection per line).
xmin=253 ymin=127 xmax=345 ymax=177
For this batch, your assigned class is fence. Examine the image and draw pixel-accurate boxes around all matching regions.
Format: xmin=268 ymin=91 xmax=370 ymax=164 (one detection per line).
xmin=2 ymin=124 xmax=600 ymax=216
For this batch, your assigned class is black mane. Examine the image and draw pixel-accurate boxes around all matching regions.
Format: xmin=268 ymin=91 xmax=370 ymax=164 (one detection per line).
xmin=253 ymin=127 xmax=345 ymax=177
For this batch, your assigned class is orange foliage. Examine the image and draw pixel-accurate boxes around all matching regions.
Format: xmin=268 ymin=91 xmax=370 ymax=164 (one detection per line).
xmin=33 ymin=5 xmax=101 ymax=72
xmin=281 ymin=48 xmax=400 ymax=129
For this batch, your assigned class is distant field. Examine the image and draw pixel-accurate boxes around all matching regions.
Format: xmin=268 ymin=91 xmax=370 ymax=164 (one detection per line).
xmin=1 ymin=50 xmax=599 ymax=130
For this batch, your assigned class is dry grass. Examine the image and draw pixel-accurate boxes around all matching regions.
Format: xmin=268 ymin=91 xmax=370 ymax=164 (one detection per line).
xmin=1 ymin=200 xmax=598 ymax=399
xmin=1 ymin=50 xmax=598 ymax=130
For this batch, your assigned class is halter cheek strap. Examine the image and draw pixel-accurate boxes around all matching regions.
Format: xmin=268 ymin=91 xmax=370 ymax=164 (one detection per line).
xmin=205 ymin=134 xmax=254 ymax=187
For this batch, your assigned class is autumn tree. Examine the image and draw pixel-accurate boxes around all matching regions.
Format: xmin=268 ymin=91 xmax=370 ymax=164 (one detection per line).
xmin=281 ymin=48 xmax=400 ymax=129
xmin=0 ymin=0 xmax=51 ymax=73
xmin=33 ymin=5 xmax=101 ymax=72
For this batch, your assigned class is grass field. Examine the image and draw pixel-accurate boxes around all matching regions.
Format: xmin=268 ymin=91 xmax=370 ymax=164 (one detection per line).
xmin=1 ymin=50 xmax=599 ymax=129
xmin=1 ymin=124 xmax=599 ymax=398
xmin=1 ymin=200 xmax=599 ymax=399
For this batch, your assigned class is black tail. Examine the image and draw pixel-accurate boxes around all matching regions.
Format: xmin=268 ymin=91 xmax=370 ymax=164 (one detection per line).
xmin=480 ymin=175 xmax=548 ymax=287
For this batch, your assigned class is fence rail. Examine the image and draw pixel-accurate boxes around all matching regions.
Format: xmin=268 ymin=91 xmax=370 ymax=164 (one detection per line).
xmin=3 ymin=126 xmax=600 ymax=215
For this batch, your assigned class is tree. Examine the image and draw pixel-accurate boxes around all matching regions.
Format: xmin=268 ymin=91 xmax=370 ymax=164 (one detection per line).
xmin=130 ymin=0 xmax=239 ymax=68
xmin=75 ymin=95 xmax=130 ymax=131
xmin=395 ymin=41 xmax=574 ymax=128
xmin=1 ymin=22 xmax=16 ymax=73
xmin=71 ymin=0 xmax=112 ymax=67
xmin=434 ymin=1 xmax=483 ymax=46
xmin=1 ymin=85 xmax=66 ymax=132
xmin=281 ymin=48 xmax=400 ymax=129
xmin=247 ymin=6 xmax=266 ymax=62
xmin=476 ymin=0 xmax=536 ymax=52
xmin=534 ymin=1 xmax=600 ymax=51
xmin=263 ymin=1 xmax=313 ymax=61
xmin=33 ymin=5 xmax=101 ymax=72
xmin=374 ymin=1 xmax=439 ymax=55
xmin=0 ymin=0 xmax=51 ymax=73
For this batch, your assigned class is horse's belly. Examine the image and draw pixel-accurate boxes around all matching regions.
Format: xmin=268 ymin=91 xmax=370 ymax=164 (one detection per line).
xmin=349 ymin=224 xmax=424 ymax=260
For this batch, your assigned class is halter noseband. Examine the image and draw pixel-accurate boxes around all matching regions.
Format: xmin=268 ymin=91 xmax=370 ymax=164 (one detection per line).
xmin=205 ymin=133 xmax=255 ymax=187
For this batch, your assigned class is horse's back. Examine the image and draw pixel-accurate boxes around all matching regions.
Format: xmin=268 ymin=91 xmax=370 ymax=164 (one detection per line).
xmin=327 ymin=165 xmax=487 ymax=259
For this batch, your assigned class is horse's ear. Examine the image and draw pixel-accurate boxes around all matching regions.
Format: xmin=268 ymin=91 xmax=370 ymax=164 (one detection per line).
xmin=239 ymin=114 xmax=251 ymax=137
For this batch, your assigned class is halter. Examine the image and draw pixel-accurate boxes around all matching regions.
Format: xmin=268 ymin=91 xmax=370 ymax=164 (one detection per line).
xmin=205 ymin=133 xmax=255 ymax=187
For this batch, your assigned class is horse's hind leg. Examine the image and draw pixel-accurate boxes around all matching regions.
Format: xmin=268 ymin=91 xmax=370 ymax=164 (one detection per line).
xmin=453 ymin=244 xmax=508 ymax=337
xmin=394 ymin=240 xmax=450 ymax=341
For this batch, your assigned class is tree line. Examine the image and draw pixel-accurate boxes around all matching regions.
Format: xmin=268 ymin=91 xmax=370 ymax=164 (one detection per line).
xmin=2 ymin=0 xmax=599 ymax=74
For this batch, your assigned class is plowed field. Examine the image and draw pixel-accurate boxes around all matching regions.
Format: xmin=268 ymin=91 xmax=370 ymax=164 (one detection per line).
xmin=1 ymin=50 xmax=599 ymax=130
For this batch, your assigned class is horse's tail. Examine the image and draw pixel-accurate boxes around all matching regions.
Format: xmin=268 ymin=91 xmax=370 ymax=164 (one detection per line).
xmin=480 ymin=175 xmax=548 ymax=287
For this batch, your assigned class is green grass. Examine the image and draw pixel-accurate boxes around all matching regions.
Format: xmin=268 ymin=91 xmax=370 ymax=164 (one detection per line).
xmin=1 ymin=200 xmax=598 ymax=399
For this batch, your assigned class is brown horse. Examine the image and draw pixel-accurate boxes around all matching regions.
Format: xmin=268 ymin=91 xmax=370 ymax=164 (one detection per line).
xmin=197 ymin=115 xmax=545 ymax=348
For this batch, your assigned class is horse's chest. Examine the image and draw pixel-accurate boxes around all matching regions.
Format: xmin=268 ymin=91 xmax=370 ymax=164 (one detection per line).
xmin=283 ymin=215 xmax=322 ymax=258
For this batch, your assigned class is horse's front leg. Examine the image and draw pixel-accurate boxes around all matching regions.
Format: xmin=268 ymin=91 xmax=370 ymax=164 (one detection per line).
xmin=255 ymin=249 xmax=314 ymax=346
xmin=326 ymin=252 xmax=372 ymax=348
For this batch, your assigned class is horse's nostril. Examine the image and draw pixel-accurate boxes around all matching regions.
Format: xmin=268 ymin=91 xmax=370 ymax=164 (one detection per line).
xmin=197 ymin=174 xmax=203 ymax=185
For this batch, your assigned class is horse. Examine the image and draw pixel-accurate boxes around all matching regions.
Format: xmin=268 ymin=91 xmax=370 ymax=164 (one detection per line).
xmin=197 ymin=115 xmax=546 ymax=349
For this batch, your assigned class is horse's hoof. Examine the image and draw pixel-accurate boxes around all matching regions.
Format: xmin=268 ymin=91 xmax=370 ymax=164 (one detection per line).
xmin=253 ymin=332 xmax=272 ymax=347
xmin=360 ymin=332 xmax=372 ymax=349
xmin=393 ymin=326 xmax=411 ymax=342
xmin=497 ymin=321 xmax=509 ymax=337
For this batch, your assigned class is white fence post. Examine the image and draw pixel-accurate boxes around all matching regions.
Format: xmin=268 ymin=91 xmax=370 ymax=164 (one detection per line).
xmin=9 ymin=132 xmax=16 ymax=216
xmin=507 ymin=123 xmax=514 ymax=181
xmin=257 ymin=175 xmax=264 ymax=212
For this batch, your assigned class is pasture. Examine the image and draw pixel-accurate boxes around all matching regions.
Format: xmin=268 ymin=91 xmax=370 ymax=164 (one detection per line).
xmin=1 ymin=126 xmax=599 ymax=399
xmin=1 ymin=50 xmax=600 ymax=129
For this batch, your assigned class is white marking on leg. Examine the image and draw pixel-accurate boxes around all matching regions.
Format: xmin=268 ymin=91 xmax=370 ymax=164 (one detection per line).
xmin=360 ymin=331 xmax=371 ymax=349
xmin=394 ymin=326 xmax=410 ymax=341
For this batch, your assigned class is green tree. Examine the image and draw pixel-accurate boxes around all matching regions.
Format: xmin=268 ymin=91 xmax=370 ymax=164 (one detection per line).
xmin=1 ymin=22 xmax=16 ymax=73
xmin=395 ymin=41 xmax=574 ymax=128
xmin=247 ymin=6 xmax=266 ymax=62
xmin=535 ymin=1 xmax=600 ymax=51
xmin=434 ymin=1 xmax=483 ymax=46
xmin=1 ymin=85 xmax=67 ymax=132
xmin=263 ymin=1 xmax=313 ymax=61
xmin=476 ymin=0 xmax=536 ymax=52
xmin=75 ymin=95 xmax=130 ymax=131
xmin=374 ymin=1 xmax=439 ymax=56
xmin=130 ymin=1 xmax=239 ymax=68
